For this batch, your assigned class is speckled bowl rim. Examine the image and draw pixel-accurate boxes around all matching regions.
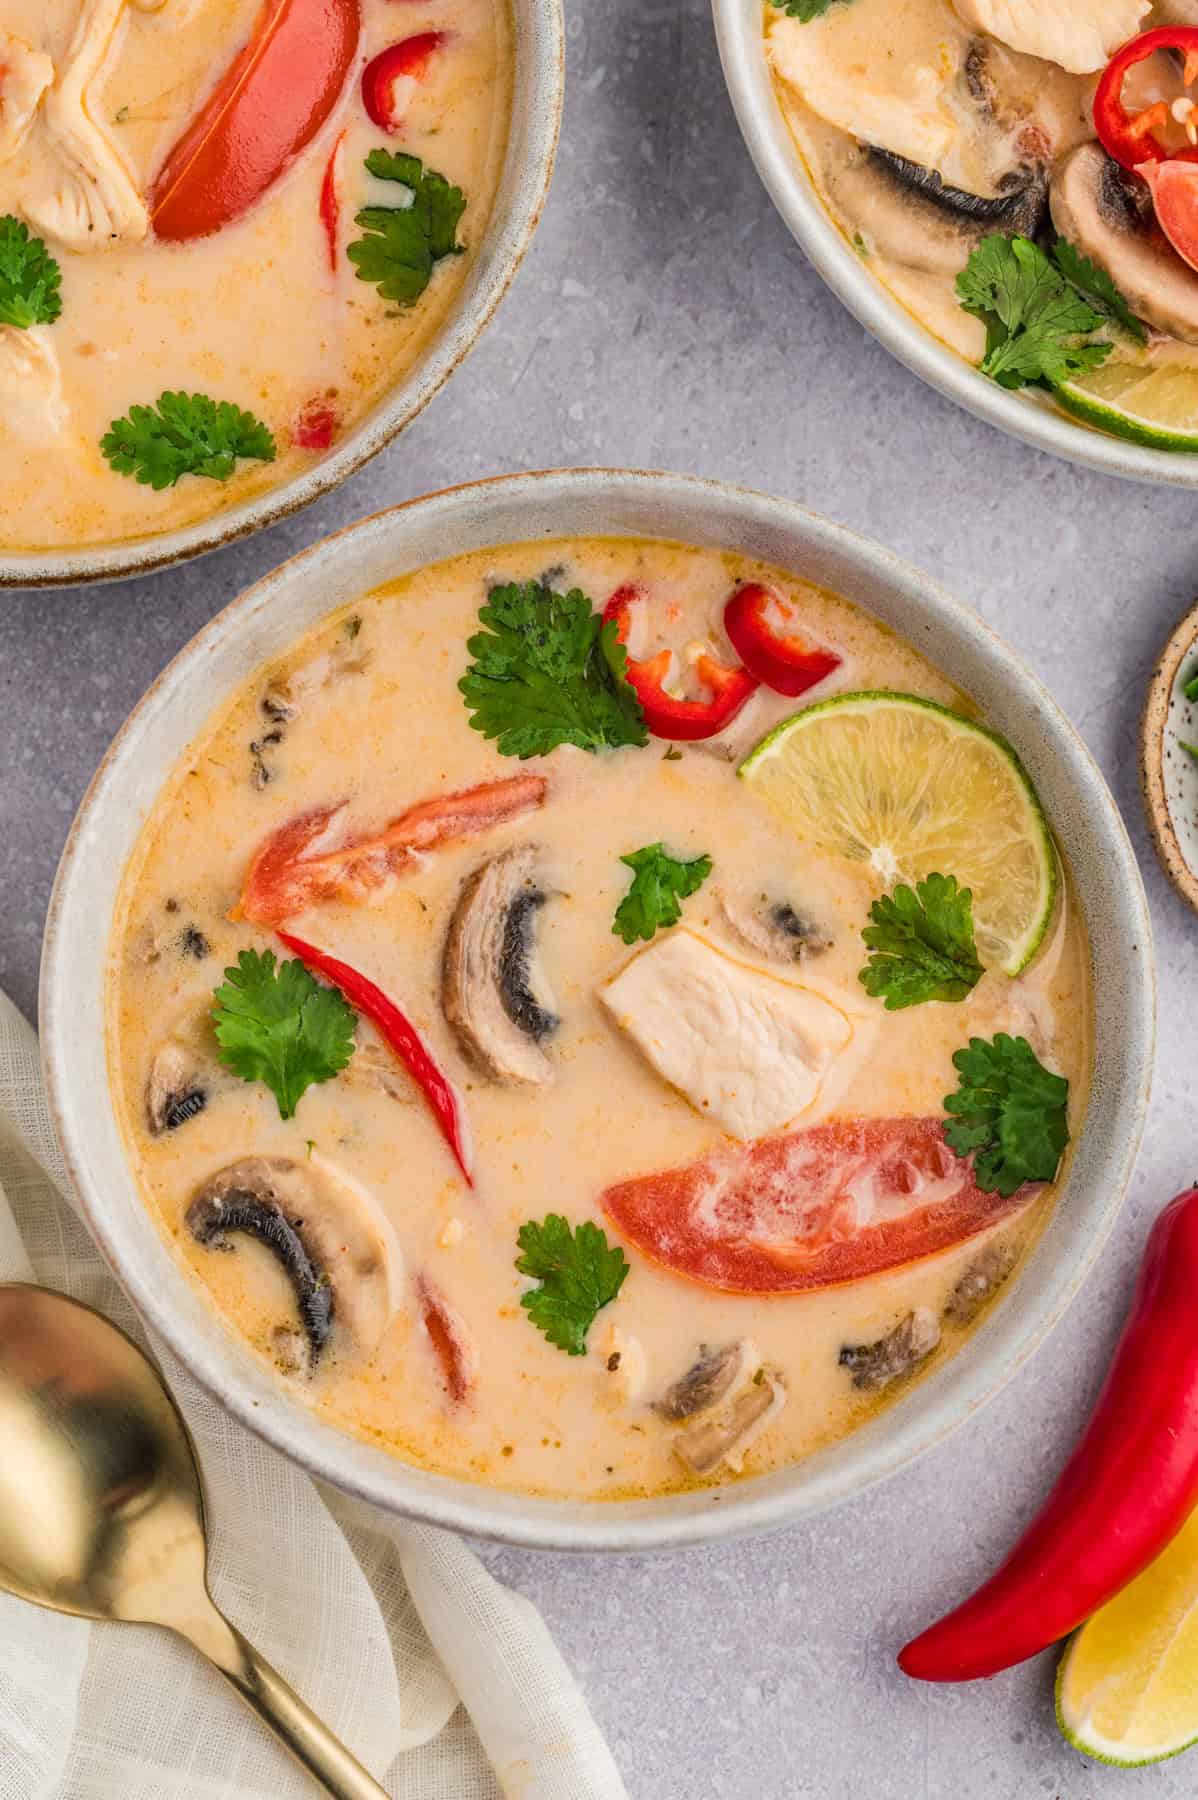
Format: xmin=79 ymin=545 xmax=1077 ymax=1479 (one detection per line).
xmin=0 ymin=0 xmax=564 ymax=591
xmin=712 ymin=0 xmax=1198 ymax=488
xmin=1141 ymin=599 xmax=1198 ymax=912
xmin=41 ymin=468 xmax=1155 ymax=1552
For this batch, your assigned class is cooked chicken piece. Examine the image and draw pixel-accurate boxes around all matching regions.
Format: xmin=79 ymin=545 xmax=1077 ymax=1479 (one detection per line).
xmin=674 ymin=1368 xmax=787 ymax=1476
xmin=952 ymin=0 xmax=1149 ymax=74
xmin=0 ymin=327 xmax=69 ymax=443
xmin=0 ymin=32 xmax=53 ymax=162
xmin=24 ymin=0 xmax=150 ymax=252
xmin=600 ymin=929 xmax=855 ymax=1140
xmin=1051 ymin=143 xmax=1198 ymax=344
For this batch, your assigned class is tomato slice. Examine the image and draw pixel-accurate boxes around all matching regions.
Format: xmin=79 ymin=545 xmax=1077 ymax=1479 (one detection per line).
xmin=1140 ymin=157 xmax=1198 ymax=272
xmin=237 ymin=775 xmax=547 ymax=924
xmin=601 ymin=1118 xmax=1031 ymax=1294
xmin=152 ymin=0 xmax=361 ymax=242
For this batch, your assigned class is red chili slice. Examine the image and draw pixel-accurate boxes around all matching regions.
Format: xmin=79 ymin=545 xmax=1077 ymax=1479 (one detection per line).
xmin=722 ymin=584 xmax=842 ymax=699
xmin=237 ymin=775 xmax=547 ymax=924
xmin=292 ymin=397 xmax=340 ymax=449
xmin=602 ymin=584 xmax=759 ymax=741
xmin=1094 ymin=27 xmax=1198 ymax=171
xmin=152 ymin=0 xmax=361 ymax=241
xmin=418 ymin=1276 xmax=478 ymax=1403
xmin=361 ymin=30 xmax=447 ymax=133
xmin=601 ymin=1118 xmax=1032 ymax=1295
xmin=319 ymin=128 xmax=346 ymax=271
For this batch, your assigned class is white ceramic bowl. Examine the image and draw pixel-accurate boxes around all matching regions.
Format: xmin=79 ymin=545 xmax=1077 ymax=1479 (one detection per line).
xmin=712 ymin=0 xmax=1198 ymax=487
xmin=42 ymin=469 xmax=1155 ymax=1550
xmin=1 ymin=1 xmax=563 ymax=591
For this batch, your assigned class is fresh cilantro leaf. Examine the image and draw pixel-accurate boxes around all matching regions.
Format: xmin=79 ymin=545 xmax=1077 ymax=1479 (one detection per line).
xmin=957 ymin=235 xmax=1112 ymax=391
xmin=212 ymin=949 xmax=356 ymax=1121
xmin=859 ymin=873 xmax=983 ymax=1010
xmin=943 ymin=1033 xmax=1070 ymax=1198
xmin=347 ymin=149 xmax=466 ymax=304
xmin=613 ymin=842 xmax=713 ymax=944
xmin=101 ymin=392 xmax=276 ymax=490
xmin=0 ymin=216 xmax=62 ymax=328
xmin=1181 ymin=741 xmax=1198 ymax=764
xmin=768 ymin=0 xmax=848 ymax=17
xmin=1185 ymin=666 xmax=1198 ymax=704
xmin=515 ymin=1214 xmax=629 ymax=1356
xmin=459 ymin=580 xmax=648 ymax=758
xmin=1050 ymin=239 xmax=1147 ymax=346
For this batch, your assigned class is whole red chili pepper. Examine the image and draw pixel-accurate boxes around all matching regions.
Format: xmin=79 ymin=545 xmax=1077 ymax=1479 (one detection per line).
xmin=1094 ymin=27 xmax=1198 ymax=171
xmin=319 ymin=128 xmax=346 ymax=272
xmin=278 ymin=931 xmax=474 ymax=1186
xmin=899 ymin=1186 xmax=1198 ymax=1683
xmin=603 ymin=585 xmax=759 ymax=741
xmin=723 ymin=584 xmax=842 ymax=698
xmin=361 ymin=30 xmax=446 ymax=133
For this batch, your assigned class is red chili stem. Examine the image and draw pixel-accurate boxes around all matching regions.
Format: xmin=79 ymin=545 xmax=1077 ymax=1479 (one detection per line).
xmin=899 ymin=1186 xmax=1198 ymax=1682
xmin=722 ymin=583 xmax=842 ymax=698
xmin=361 ymin=30 xmax=446 ymax=132
xmin=1094 ymin=26 xmax=1198 ymax=170
xmin=603 ymin=585 xmax=758 ymax=740
xmin=278 ymin=931 xmax=474 ymax=1185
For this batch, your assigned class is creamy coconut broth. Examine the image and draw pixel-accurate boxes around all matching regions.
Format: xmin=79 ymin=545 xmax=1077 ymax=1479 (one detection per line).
xmin=766 ymin=0 xmax=1198 ymax=437
xmin=109 ymin=538 xmax=1092 ymax=1500
xmin=0 ymin=0 xmax=511 ymax=552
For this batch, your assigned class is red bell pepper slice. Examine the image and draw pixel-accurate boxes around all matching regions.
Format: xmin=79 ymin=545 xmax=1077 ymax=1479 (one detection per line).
xmin=319 ymin=128 xmax=346 ymax=271
xmin=279 ymin=931 xmax=474 ymax=1184
xmin=292 ymin=397 xmax=340 ymax=449
xmin=1094 ymin=26 xmax=1198 ymax=171
xmin=722 ymin=583 xmax=842 ymax=699
xmin=602 ymin=585 xmax=759 ymax=741
xmin=152 ymin=0 xmax=361 ymax=242
xmin=601 ymin=1117 xmax=1031 ymax=1295
xmin=361 ymin=31 xmax=447 ymax=133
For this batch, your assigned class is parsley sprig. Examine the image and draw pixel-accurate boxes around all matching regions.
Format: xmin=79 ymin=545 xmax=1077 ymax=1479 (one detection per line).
xmin=515 ymin=1214 xmax=629 ymax=1356
xmin=614 ymin=843 xmax=712 ymax=944
xmin=348 ymin=149 xmax=466 ymax=304
xmin=460 ymin=580 xmax=648 ymax=758
xmin=859 ymin=873 xmax=983 ymax=1010
xmin=943 ymin=1033 xmax=1070 ymax=1197
xmin=0 ymin=217 xmax=62 ymax=329
xmin=768 ymin=0 xmax=848 ymax=17
xmin=957 ymin=236 xmax=1114 ymax=391
xmin=101 ymin=392 xmax=276 ymax=490
xmin=213 ymin=949 xmax=356 ymax=1121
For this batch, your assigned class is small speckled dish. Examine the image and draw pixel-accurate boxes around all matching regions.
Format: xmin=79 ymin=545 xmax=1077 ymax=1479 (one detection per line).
xmin=1142 ymin=601 xmax=1198 ymax=912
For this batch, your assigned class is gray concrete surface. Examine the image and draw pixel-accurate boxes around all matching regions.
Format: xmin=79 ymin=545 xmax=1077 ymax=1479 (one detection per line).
xmin=4 ymin=2 xmax=1198 ymax=1794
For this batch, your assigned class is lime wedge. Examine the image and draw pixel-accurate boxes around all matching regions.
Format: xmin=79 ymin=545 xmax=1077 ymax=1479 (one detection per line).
xmin=738 ymin=691 xmax=1056 ymax=976
xmin=1057 ymin=1507 xmax=1198 ymax=1767
xmin=1056 ymin=358 xmax=1198 ymax=452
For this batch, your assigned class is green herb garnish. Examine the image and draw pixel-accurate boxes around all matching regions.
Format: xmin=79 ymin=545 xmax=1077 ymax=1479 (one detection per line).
xmin=0 ymin=217 xmax=62 ymax=329
xmin=613 ymin=843 xmax=713 ymax=945
xmin=460 ymin=580 xmax=648 ymax=758
xmin=101 ymin=392 xmax=276 ymax=490
xmin=1050 ymin=239 xmax=1147 ymax=346
xmin=213 ymin=949 xmax=356 ymax=1121
xmin=1184 ymin=668 xmax=1198 ymax=704
xmin=515 ymin=1215 xmax=629 ymax=1356
xmin=957 ymin=236 xmax=1114 ymax=391
xmin=768 ymin=0 xmax=850 ymax=18
xmin=347 ymin=149 xmax=466 ymax=304
xmin=1181 ymin=741 xmax=1198 ymax=764
xmin=859 ymin=873 xmax=983 ymax=1010
xmin=943 ymin=1033 xmax=1070 ymax=1198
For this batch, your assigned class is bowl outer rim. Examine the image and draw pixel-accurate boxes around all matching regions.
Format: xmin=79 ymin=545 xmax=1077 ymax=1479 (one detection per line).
xmin=40 ymin=467 xmax=1156 ymax=1551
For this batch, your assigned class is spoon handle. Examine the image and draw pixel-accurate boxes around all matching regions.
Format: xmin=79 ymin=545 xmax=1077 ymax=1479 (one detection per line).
xmin=181 ymin=1606 xmax=391 ymax=1799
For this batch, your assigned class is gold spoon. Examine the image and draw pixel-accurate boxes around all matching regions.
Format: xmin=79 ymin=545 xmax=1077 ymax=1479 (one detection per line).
xmin=0 ymin=1282 xmax=390 ymax=1800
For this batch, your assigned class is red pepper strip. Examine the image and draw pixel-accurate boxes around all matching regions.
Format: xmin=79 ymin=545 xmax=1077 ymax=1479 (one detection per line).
xmin=899 ymin=1186 xmax=1198 ymax=1683
xmin=279 ymin=931 xmax=474 ymax=1185
xmin=361 ymin=30 xmax=446 ymax=133
xmin=418 ymin=1276 xmax=478 ymax=1403
xmin=1094 ymin=27 xmax=1198 ymax=171
xmin=722 ymin=584 xmax=842 ymax=699
xmin=602 ymin=585 xmax=759 ymax=741
xmin=319 ymin=128 xmax=345 ymax=271
xmin=292 ymin=397 xmax=340 ymax=449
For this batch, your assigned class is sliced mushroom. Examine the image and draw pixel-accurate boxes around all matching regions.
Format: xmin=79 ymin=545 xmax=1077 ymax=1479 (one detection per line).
xmin=146 ymin=1041 xmax=208 ymax=1135
xmin=186 ymin=1156 xmax=402 ymax=1368
xmin=718 ymin=890 xmax=830 ymax=962
xmin=1051 ymin=143 xmax=1198 ymax=344
xmin=442 ymin=846 xmax=558 ymax=1087
xmin=945 ymin=1241 xmax=1018 ymax=1325
xmin=656 ymin=1339 xmax=760 ymax=1421
xmin=839 ymin=1309 xmax=940 ymax=1393
xmin=674 ymin=1368 xmax=787 ymax=1476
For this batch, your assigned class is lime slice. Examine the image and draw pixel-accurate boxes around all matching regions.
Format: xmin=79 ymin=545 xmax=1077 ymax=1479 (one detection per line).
xmin=1056 ymin=358 xmax=1198 ymax=452
xmin=738 ymin=691 xmax=1056 ymax=976
xmin=1057 ymin=1507 xmax=1198 ymax=1767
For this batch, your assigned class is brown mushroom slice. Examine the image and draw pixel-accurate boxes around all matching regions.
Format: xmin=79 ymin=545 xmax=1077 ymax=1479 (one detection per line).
xmin=944 ymin=1241 xmax=1018 ymax=1326
xmin=442 ymin=845 xmax=558 ymax=1087
xmin=839 ymin=1308 xmax=940 ymax=1393
xmin=146 ymin=1040 xmax=208 ymax=1135
xmin=186 ymin=1155 xmax=402 ymax=1369
xmin=656 ymin=1339 xmax=760 ymax=1421
xmin=1051 ymin=144 xmax=1197 ymax=344
xmin=674 ymin=1369 xmax=787 ymax=1476
xmin=718 ymin=890 xmax=830 ymax=962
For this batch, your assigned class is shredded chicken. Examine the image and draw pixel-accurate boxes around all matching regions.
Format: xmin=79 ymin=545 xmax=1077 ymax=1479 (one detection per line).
xmin=0 ymin=32 xmax=53 ymax=163
xmin=0 ymin=326 xmax=69 ymax=443
xmin=952 ymin=0 xmax=1150 ymax=75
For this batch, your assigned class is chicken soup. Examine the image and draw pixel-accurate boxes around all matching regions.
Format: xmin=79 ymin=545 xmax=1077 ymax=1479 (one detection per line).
xmin=0 ymin=0 xmax=511 ymax=552
xmin=109 ymin=537 xmax=1092 ymax=1500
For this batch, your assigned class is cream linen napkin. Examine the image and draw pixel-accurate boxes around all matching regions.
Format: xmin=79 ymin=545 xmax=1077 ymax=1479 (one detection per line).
xmin=0 ymin=988 xmax=629 ymax=1800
